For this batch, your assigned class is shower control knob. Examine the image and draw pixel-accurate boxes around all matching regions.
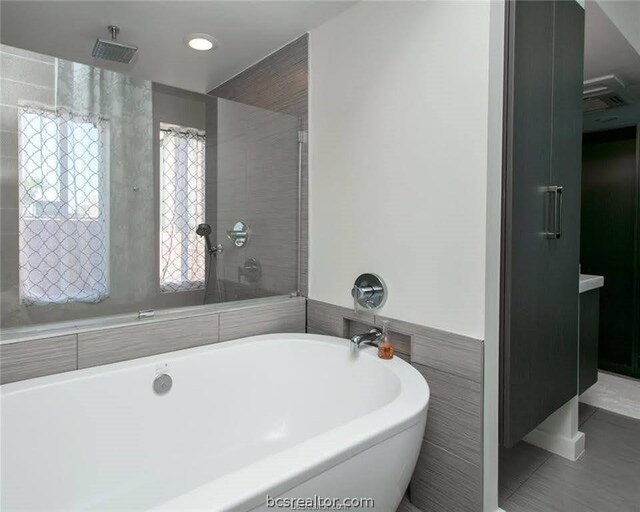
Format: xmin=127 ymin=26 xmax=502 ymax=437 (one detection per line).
xmin=352 ymin=273 xmax=387 ymax=311
xmin=353 ymin=284 xmax=381 ymax=300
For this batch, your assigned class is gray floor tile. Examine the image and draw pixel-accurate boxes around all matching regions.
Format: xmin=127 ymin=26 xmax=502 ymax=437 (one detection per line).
xmin=502 ymin=409 xmax=640 ymax=512
xmin=578 ymin=402 xmax=598 ymax=426
xmin=396 ymin=497 xmax=420 ymax=512
xmin=499 ymin=441 xmax=552 ymax=503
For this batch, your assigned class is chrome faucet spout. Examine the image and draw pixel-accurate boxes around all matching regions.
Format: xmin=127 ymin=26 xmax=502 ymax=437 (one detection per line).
xmin=350 ymin=328 xmax=383 ymax=349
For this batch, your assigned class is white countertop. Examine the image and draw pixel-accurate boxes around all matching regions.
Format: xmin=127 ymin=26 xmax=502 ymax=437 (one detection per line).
xmin=580 ymin=274 xmax=604 ymax=294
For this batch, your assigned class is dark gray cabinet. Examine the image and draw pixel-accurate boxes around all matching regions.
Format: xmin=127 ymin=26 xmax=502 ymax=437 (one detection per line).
xmin=579 ymin=289 xmax=600 ymax=395
xmin=501 ymin=0 xmax=585 ymax=447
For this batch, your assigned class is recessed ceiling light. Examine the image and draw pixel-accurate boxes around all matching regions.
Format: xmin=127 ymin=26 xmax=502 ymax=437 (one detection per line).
xmin=185 ymin=33 xmax=218 ymax=51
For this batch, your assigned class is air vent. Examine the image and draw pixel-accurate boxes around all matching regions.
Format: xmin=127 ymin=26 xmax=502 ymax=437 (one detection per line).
xmin=583 ymin=94 xmax=627 ymax=113
xmin=583 ymin=75 xmax=629 ymax=113
xmin=607 ymin=95 xmax=626 ymax=107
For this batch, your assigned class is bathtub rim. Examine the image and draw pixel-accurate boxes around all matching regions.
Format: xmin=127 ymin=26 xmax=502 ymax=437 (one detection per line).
xmin=1 ymin=333 xmax=430 ymax=511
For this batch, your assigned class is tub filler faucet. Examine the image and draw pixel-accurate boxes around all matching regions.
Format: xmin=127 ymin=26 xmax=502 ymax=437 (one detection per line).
xmin=350 ymin=328 xmax=383 ymax=349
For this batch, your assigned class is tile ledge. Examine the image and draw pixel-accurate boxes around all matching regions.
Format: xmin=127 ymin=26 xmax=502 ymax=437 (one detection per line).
xmin=1 ymin=295 xmax=302 ymax=345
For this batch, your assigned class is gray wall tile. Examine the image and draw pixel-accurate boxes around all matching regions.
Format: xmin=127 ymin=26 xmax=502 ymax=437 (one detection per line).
xmin=215 ymin=98 xmax=299 ymax=297
xmin=0 ymin=45 xmax=55 ymax=64
xmin=395 ymin=352 xmax=411 ymax=363
xmin=0 ymin=80 xmax=54 ymax=112
xmin=306 ymin=299 xmax=411 ymax=356
xmin=0 ymin=130 xmax=19 ymax=159
xmin=413 ymin=363 xmax=482 ymax=466
xmin=1 ymin=298 xmax=305 ymax=383
xmin=411 ymin=326 xmax=483 ymax=383
xmin=0 ymin=52 xmax=54 ymax=87
xmin=219 ymin=297 xmax=305 ymax=341
xmin=306 ymin=298 xmax=376 ymax=337
xmin=0 ymin=157 xmax=18 ymax=208
xmin=211 ymin=35 xmax=308 ymax=296
xmin=410 ymin=440 xmax=482 ymax=512
xmin=306 ymin=298 xmax=347 ymax=336
xmin=1 ymin=335 xmax=77 ymax=384
xmin=0 ymin=207 xmax=18 ymax=236
xmin=210 ymin=35 xmax=308 ymax=121
xmin=0 ymin=106 xmax=18 ymax=132
xmin=78 ymin=314 xmax=219 ymax=368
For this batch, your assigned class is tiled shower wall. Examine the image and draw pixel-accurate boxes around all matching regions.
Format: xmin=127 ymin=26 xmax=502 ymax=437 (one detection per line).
xmin=210 ymin=34 xmax=308 ymax=296
xmin=215 ymin=99 xmax=299 ymax=298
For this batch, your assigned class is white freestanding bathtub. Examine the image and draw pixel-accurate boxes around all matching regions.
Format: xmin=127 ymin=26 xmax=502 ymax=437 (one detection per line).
xmin=1 ymin=333 xmax=430 ymax=511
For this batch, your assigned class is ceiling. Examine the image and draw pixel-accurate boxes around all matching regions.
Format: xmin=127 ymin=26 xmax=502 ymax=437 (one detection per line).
xmin=2 ymin=0 xmax=638 ymax=129
xmin=584 ymin=1 xmax=640 ymax=131
xmin=0 ymin=1 xmax=356 ymax=93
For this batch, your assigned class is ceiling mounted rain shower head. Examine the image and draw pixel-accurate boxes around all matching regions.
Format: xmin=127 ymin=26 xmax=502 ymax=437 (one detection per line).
xmin=92 ymin=25 xmax=138 ymax=64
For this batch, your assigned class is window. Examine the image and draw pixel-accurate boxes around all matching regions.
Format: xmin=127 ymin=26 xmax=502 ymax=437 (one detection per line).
xmin=159 ymin=124 xmax=206 ymax=292
xmin=18 ymin=105 xmax=109 ymax=305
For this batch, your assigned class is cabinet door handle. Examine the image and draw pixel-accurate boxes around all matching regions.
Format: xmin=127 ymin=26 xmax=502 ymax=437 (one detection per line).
xmin=555 ymin=186 xmax=563 ymax=239
xmin=544 ymin=185 xmax=563 ymax=239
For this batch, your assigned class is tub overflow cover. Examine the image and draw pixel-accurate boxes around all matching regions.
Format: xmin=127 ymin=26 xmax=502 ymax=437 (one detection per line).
xmin=153 ymin=374 xmax=173 ymax=395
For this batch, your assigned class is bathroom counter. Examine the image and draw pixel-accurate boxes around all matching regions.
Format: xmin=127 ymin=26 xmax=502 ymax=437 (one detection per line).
xmin=579 ymin=276 xmax=603 ymax=394
xmin=579 ymin=274 xmax=604 ymax=294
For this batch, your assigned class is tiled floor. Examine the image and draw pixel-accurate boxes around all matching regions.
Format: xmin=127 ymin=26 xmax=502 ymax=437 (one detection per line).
xmin=580 ymin=371 xmax=640 ymax=420
xmin=500 ymin=405 xmax=640 ymax=512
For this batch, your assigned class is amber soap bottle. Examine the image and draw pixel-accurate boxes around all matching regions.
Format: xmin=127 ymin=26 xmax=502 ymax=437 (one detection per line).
xmin=378 ymin=320 xmax=394 ymax=360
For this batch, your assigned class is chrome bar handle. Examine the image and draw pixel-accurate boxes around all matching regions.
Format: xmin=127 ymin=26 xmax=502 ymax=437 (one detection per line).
xmin=555 ymin=186 xmax=563 ymax=239
xmin=544 ymin=186 xmax=563 ymax=239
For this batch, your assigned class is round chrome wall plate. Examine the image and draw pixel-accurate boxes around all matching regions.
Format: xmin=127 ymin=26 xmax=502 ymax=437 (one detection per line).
xmin=227 ymin=221 xmax=249 ymax=247
xmin=352 ymin=273 xmax=387 ymax=310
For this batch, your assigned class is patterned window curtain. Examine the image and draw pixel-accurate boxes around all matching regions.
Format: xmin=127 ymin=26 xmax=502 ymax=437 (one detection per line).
xmin=55 ymin=59 xmax=153 ymax=309
xmin=159 ymin=125 xmax=206 ymax=292
xmin=18 ymin=105 xmax=109 ymax=304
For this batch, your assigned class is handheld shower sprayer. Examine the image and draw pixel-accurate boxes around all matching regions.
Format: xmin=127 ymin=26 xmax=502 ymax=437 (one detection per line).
xmin=196 ymin=223 xmax=222 ymax=256
xmin=196 ymin=224 xmax=223 ymax=304
xmin=196 ymin=223 xmax=213 ymax=254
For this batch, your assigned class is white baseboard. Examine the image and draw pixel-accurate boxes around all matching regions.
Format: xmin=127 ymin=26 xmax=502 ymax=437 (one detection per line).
xmin=522 ymin=396 xmax=585 ymax=461
xmin=524 ymin=428 xmax=585 ymax=461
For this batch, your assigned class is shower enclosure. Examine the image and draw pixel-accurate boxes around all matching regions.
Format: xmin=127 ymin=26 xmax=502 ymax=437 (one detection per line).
xmin=0 ymin=43 xmax=303 ymax=328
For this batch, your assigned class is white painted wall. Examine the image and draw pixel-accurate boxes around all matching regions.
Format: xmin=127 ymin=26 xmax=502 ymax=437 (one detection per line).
xmin=308 ymin=1 xmax=492 ymax=339
xmin=597 ymin=0 xmax=640 ymax=55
